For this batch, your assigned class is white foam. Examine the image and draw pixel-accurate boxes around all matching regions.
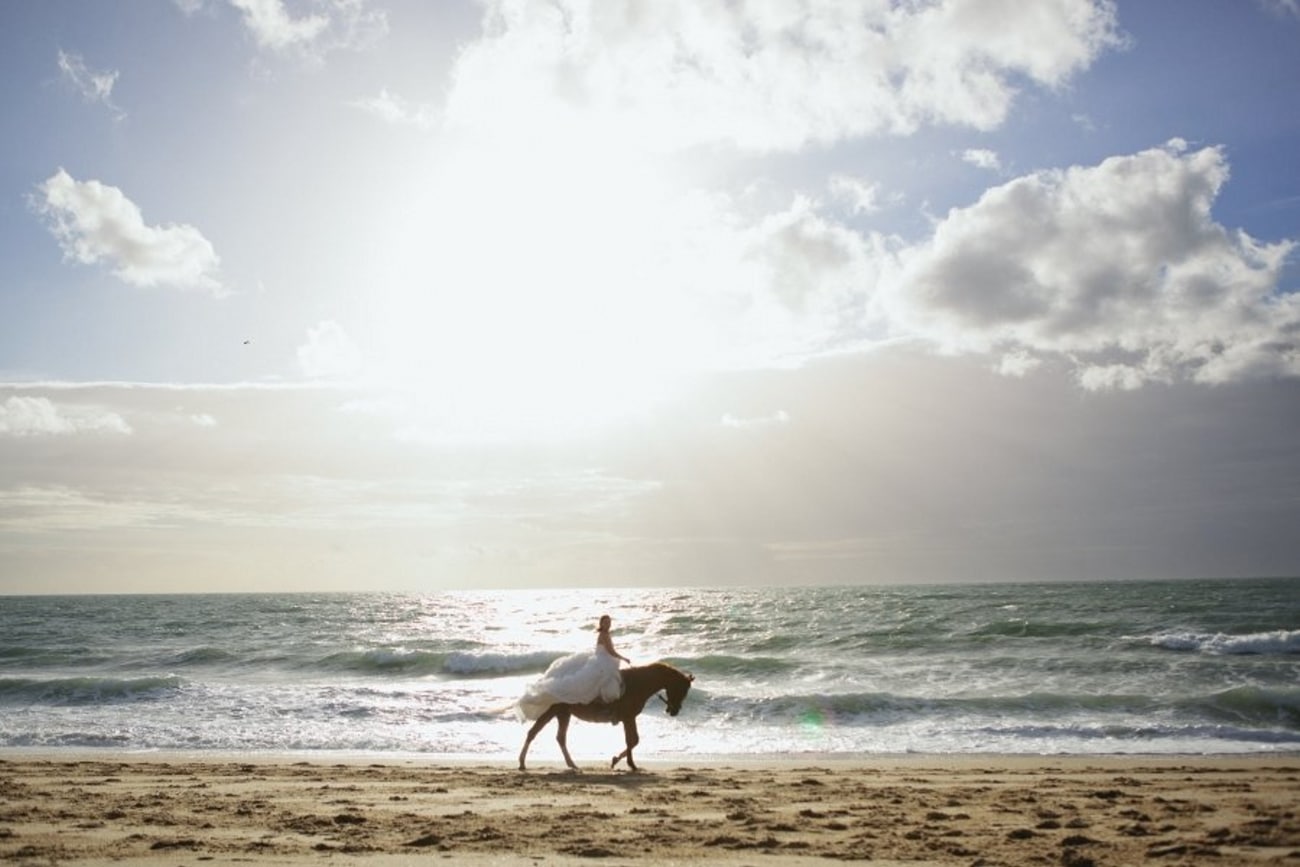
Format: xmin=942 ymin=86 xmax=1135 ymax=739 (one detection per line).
xmin=1148 ymin=629 xmax=1300 ymax=655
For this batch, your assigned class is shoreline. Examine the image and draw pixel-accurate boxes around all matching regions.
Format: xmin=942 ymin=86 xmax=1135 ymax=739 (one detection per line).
xmin=4 ymin=745 xmax=1299 ymax=764
xmin=3 ymin=752 xmax=1298 ymax=865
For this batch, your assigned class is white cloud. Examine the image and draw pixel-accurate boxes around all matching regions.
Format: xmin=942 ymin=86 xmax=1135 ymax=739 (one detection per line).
xmin=722 ymin=410 xmax=790 ymax=430
xmin=227 ymin=0 xmax=386 ymax=57
xmin=0 ymin=396 xmax=131 ymax=437
xmin=35 ymin=169 xmax=224 ymax=295
xmin=350 ymin=88 xmax=438 ymax=129
xmin=961 ymin=148 xmax=1002 ymax=171
xmin=883 ymin=140 xmax=1300 ymax=388
xmin=0 ymin=486 xmax=161 ymax=532
xmin=1258 ymin=0 xmax=1299 ymax=17
xmin=447 ymin=0 xmax=1122 ymax=151
xmin=995 ymin=350 xmax=1043 ymax=378
xmin=829 ymin=175 xmax=891 ymax=215
xmin=441 ymin=134 xmax=1294 ymax=393
xmin=658 ymin=193 xmax=890 ymax=370
xmin=298 ymin=320 xmax=363 ymax=379
xmin=738 ymin=197 xmax=883 ymax=353
xmin=56 ymin=50 xmax=122 ymax=116
xmin=229 ymin=0 xmax=327 ymax=50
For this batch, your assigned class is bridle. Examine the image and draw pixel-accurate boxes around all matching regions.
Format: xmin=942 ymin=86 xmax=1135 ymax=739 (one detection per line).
xmin=655 ymin=670 xmax=694 ymax=711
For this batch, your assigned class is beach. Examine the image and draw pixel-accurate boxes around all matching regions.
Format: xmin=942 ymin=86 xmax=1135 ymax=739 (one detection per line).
xmin=2 ymin=753 xmax=1297 ymax=866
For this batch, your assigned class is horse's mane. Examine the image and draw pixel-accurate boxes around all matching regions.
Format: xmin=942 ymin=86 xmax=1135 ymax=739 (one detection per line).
xmin=634 ymin=660 xmax=685 ymax=674
xmin=628 ymin=661 xmax=691 ymax=682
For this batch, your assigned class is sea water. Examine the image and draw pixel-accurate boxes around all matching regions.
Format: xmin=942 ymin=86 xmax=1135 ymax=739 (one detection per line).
xmin=1 ymin=578 xmax=1297 ymax=759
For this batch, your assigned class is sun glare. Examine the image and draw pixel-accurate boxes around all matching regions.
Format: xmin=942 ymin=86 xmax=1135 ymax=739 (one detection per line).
xmin=373 ymin=132 xmax=707 ymax=441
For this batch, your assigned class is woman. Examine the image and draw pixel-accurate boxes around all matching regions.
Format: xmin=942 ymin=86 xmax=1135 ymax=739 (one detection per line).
xmin=515 ymin=615 xmax=630 ymax=721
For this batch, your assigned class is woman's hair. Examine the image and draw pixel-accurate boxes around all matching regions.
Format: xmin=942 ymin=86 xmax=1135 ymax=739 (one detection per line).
xmin=598 ymin=614 xmax=611 ymax=630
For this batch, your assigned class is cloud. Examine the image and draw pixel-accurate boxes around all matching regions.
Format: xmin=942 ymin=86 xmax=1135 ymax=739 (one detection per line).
xmin=350 ymin=88 xmax=438 ymax=129
xmin=883 ymin=140 xmax=1300 ymax=388
xmin=298 ymin=320 xmax=363 ymax=379
xmin=34 ymin=169 xmax=225 ymax=295
xmin=56 ymin=50 xmax=123 ymax=117
xmin=446 ymin=0 xmax=1122 ymax=151
xmin=402 ymin=135 xmax=1292 ymax=393
xmin=721 ymin=410 xmax=790 ymax=430
xmin=995 ymin=350 xmax=1043 ymax=378
xmin=0 ymin=486 xmax=173 ymax=533
xmin=961 ymin=148 xmax=1002 ymax=171
xmin=227 ymin=0 xmax=387 ymax=57
xmin=652 ymin=192 xmax=890 ymax=370
xmin=829 ymin=175 xmax=891 ymax=216
xmin=737 ymin=197 xmax=884 ymax=354
xmin=1258 ymin=0 xmax=1300 ymax=17
xmin=0 ymin=396 xmax=131 ymax=437
xmin=229 ymin=0 xmax=326 ymax=50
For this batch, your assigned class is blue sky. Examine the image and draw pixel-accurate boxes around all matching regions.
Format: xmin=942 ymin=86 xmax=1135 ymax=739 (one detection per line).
xmin=1 ymin=0 xmax=1298 ymax=593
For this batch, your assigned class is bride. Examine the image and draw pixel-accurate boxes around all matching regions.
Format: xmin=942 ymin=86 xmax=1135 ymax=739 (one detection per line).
xmin=516 ymin=615 xmax=630 ymax=720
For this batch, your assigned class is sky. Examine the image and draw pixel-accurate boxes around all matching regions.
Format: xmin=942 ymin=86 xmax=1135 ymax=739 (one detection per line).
xmin=1 ymin=0 xmax=1299 ymax=595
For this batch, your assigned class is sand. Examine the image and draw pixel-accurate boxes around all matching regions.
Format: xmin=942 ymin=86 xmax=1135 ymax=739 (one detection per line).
xmin=1 ymin=752 xmax=1297 ymax=866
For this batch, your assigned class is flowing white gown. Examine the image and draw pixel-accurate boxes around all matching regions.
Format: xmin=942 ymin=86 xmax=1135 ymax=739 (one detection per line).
xmin=515 ymin=644 xmax=624 ymax=721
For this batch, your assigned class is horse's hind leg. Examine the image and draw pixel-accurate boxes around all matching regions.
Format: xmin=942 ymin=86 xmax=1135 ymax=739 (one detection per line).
xmin=611 ymin=717 xmax=640 ymax=771
xmin=519 ymin=706 xmax=558 ymax=770
xmin=554 ymin=709 xmax=578 ymax=770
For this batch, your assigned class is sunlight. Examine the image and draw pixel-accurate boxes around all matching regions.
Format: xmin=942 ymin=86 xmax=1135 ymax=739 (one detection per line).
xmin=374 ymin=131 xmax=709 ymax=441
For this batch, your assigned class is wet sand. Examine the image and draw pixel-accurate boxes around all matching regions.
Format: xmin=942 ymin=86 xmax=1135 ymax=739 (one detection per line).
xmin=1 ymin=753 xmax=1297 ymax=866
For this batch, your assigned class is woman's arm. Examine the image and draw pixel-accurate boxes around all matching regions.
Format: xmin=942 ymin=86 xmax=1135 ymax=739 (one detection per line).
xmin=597 ymin=630 xmax=630 ymax=663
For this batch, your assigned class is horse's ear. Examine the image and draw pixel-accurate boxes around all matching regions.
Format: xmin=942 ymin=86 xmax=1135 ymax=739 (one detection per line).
xmin=687 ymin=673 xmax=695 ymax=682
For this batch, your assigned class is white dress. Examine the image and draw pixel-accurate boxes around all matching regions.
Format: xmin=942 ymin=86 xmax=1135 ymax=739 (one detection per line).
xmin=515 ymin=644 xmax=624 ymax=721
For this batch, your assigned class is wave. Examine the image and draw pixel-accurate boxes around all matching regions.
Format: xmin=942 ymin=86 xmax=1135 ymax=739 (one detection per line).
xmin=312 ymin=648 xmax=559 ymax=678
xmin=1189 ymin=686 xmax=1300 ymax=728
xmin=0 ymin=644 xmax=55 ymax=662
xmin=961 ymin=722 xmax=1300 ymax=747
xmin=1145 ymin=629 xmax=1300 ymax=655
xmin=164 ymin=646 xmax=238 ymax=667
xmin=0 ymin=675 xmax=185 ymax=706
xmin=967 ymin=619 xmax=1110 ymax=639
xmin=442 ymin=650 xmax=558 ymax=676
xmin=670 ymin=654 xmax=798 ymax=676
xmin=0 ymin=645 xmax=114 ymax=668
xmin=708 ymin=687 xmax=1300 ymax=731
xmin=3 ymin=644 xmax=248 ymax=673
xmin=730 ymin=691 xmax=1152 ymax=721
xmin=314 ymin=649 xmax=449 ymax=676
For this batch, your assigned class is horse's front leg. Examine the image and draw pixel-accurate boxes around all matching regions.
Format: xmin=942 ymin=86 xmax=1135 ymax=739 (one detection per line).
xmin=519 ymin=706 xmax=559 ymax=770
xmin=555 ymin=708 xmax=579 ymax=770
xmin=611 ymin=717 xmax=640 ymax=771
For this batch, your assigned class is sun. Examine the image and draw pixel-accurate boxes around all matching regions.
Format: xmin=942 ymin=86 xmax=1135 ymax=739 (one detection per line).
xmin=371 ymin=131 xmax=710 ymax=442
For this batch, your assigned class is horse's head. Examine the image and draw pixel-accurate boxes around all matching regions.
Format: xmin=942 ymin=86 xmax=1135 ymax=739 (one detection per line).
xmin=662 ymin=667 xmax=694 ymax=717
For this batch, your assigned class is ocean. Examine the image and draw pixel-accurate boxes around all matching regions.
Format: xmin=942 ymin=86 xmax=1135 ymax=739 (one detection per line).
xmin=1 ymin=578 xmax=1297 ymax=760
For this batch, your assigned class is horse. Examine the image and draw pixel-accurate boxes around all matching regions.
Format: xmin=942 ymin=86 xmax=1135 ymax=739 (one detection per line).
xmin=518 ymin=662 xmax=694 ymax=772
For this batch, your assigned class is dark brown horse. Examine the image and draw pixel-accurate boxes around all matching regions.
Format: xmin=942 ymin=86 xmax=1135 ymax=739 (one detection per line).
xmin=518 ymin=662 xmax=694 ymax=771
